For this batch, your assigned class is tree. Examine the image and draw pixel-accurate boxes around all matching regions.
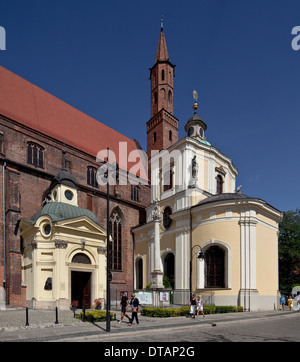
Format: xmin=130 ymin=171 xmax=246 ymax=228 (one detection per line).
xmin=278 ymin=209 xmax=300 ymax=294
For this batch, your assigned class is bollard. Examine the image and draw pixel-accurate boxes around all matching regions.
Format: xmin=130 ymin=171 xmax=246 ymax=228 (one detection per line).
xmin=25 ymin=307 xmax=29 ymax=326
xmin=55 ymin=306 xmax=59 ymax=324
xmin=82 ymin=304 xmax=85 ymax=322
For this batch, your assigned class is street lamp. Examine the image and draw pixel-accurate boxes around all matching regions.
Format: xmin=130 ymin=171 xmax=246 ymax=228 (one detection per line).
xmin=105 ymin=147 xmax=111 ymax=332
xmin=102 ymin=148 xmax=119 ymax=332
xmin=189 ymin=245 xmax=205 ymax=301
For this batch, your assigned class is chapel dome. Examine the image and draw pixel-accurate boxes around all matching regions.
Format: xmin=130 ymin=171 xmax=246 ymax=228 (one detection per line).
xmin=50 ymin=168 xmax=78 ymax=189
xmin=30 ymin=202 xmax=100 ymax=226
xmin=184 ymin=112 xmax=207 ymax=133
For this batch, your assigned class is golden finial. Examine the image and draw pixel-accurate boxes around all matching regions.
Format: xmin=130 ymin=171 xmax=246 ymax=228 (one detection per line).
xmin=193 ymin=90 xmax=198 ymax=111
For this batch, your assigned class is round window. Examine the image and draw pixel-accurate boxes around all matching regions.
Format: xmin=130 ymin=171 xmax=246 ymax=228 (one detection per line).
xmin=43 ymin=224 xmax=51 ymax=235
xmin=65 ymin=190 xmax=73 ymax=201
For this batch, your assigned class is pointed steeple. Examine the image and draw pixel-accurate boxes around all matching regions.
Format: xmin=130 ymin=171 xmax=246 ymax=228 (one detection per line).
xmin=147 ymin=20 xmax=178 ymax=158
xmin=155 ymin=20 xmax=169 ymax=62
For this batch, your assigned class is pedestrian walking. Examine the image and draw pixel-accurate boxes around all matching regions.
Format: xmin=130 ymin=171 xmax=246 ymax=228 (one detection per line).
xmin=196 ymin=295 xmax=205 ymax=318
xmin=118 ymin=291 xmax=131 ymax=323
xmin=288 ymin=295 xmax=293 ymax=311
xmin=280 ymin=294 xmax=285 ymax=310
xmin=189 ymin=294 xmax=197 ymax=318
xmin=128 ymin=293 xmax=140 ymax=326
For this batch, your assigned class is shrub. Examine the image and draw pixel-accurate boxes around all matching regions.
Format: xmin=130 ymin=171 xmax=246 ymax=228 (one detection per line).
xmin=141 ymin=305 xmax=243 ymax=317
xmin=163 ymin=276 xmax=172 ymax=289
xmin=76 ymin=310 xmax=115 ymax=323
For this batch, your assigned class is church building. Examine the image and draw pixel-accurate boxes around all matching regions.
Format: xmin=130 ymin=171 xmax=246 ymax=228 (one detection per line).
xmin=0 ymin=63 xmax=150 ymax=308
xmin=0 ymin=19 xmax=283 ymax=311
xmin=132 ymin=23 xmax=283 ymax=311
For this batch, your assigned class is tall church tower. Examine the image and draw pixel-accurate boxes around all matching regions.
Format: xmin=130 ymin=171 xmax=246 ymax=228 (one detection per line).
xmin=147 ymin=20 xmax=179 ymax=158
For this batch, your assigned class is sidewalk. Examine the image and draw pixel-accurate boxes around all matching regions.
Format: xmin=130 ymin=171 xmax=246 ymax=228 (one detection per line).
xmin=0 ymin=307 xmax=296 ymax=342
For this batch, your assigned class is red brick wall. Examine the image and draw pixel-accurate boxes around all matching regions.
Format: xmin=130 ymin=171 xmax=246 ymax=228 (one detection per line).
xmin=147 ymin=109 xmax=178 ymax=158
xmin=0 ymin=115 xmax=151 ymax=307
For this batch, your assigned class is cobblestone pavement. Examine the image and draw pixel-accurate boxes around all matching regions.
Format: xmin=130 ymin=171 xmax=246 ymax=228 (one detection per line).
xmin=0 ymin=308 xmax=82 ymax=332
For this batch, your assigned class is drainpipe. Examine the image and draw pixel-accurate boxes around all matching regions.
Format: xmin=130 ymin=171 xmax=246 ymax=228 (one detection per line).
xmin=2 ymin=161 xmax=6 ymax=289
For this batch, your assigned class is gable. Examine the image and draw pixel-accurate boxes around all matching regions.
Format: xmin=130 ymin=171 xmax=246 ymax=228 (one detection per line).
xmin=55 ymin=216 xmax=107 ymax=236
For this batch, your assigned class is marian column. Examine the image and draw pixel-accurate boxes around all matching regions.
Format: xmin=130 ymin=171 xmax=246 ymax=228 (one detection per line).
xmin=151 ymin=203 xmax=164 ymax=288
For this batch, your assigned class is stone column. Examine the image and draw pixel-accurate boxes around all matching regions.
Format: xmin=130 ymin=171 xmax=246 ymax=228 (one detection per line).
xmin=150 ymin=203 xmax=164 ymax=289
xmin=239 ymin=208 xmax=258 ymax=311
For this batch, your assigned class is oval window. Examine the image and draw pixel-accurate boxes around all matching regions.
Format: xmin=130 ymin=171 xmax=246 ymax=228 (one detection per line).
xmin=65 ymin=190 xmax=73 ymax=201
xmin=43 ymin=224 xmax=51 ymax=235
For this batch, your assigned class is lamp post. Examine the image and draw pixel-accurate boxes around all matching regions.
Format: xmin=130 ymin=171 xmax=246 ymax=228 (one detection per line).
xmin=106 ymin=147 xmax=111 ymax=332
xmin=103 ymin=148 xmax=119 ymax=332
xmin=189 ymin=245 xmax=205 ymax=301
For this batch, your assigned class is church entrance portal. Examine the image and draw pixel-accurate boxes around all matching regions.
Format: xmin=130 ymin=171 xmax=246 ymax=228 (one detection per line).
xmin=71 ymin=271 xmax=91 ymax=309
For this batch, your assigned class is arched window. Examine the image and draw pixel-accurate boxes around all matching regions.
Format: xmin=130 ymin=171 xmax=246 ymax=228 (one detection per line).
xmin=27 ymin=142 xmax=44 ymax=168
xmin=163 ymin=170 xmax=173 ymax=192
xmin=71 ymin=253 xmax=91 ymax=264
xmin=161 ymin=69 xmax=165 ymax=81
xmin=169 ymin=130 xmax=172 ymax=141
xmin=163 ymin=206 xmax=172 ymax=229
xmin=131 ymin=185 xmax=140 ymax=202
xmin=163 ymin=253 xmax=175 ymax=289
xmin=205 ymin=246 xmax=225 ymax=288
xmin=168 ymin=90 xmax=172 ymax=102
xmin=154 ymin=92 xmax=158 ymax=104
xmin=109 ymin=210 xmax=122 ymax=271
xmin=153 ymin=132 xmax=157 ymax=143
xmin=87 ymin=166 xmax=98 ymax=187
xmin=136 ymin=258 xmax=143 ymax=290
xmin=216 ymin=175 xmax=223 ymax=194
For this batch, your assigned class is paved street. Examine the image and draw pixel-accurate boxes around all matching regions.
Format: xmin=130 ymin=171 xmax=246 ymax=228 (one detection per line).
xmin=0 ymin=308 xmax=299 ymax=343
xmin=94 ymin=311 xmax=300 ymax=343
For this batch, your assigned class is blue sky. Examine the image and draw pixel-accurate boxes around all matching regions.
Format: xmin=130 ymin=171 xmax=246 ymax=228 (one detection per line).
xmin=0 ymin=0 xmax=299 ymax=212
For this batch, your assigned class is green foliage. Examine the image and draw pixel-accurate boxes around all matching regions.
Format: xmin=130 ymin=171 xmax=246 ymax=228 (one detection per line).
xmin=163 ymin=276 xmax=172 ymax=289
xmin=141 ymin=305 xmax=243 ymax=317
xmin=76 ymin=310 xmax=115 ymax=323
xmin=145 ymin=282 xmax=152 ymax=289
xmin=278 ymin=209 xmax=300 ymax=294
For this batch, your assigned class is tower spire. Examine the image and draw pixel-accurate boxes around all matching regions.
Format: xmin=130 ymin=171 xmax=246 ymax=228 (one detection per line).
xmin=147 ymin=21 xmax=178 ymax=158
xmin=155 ymin=19 xmax=169 ymax=63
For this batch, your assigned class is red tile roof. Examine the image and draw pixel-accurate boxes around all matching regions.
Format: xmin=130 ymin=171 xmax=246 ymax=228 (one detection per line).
xmin=0 ymin=65 xmax=146 ymax=178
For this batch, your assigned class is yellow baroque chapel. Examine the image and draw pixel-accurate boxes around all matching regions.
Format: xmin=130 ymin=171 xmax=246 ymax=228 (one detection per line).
xmin=132 ymin=100 xmax=282 ymax=311
xmin=19 ymin=163 xmax=107 ymax=310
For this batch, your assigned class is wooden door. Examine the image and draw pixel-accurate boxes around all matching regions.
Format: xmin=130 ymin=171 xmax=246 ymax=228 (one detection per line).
xmin=83 ymin=274 xmax=91 ymax=309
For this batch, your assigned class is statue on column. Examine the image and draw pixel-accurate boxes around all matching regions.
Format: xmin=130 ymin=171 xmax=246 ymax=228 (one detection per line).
xmin=190 ymin=155 xmax=198 ymax=188
xmin=152 ymin=201 xmax=161 ymax=222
